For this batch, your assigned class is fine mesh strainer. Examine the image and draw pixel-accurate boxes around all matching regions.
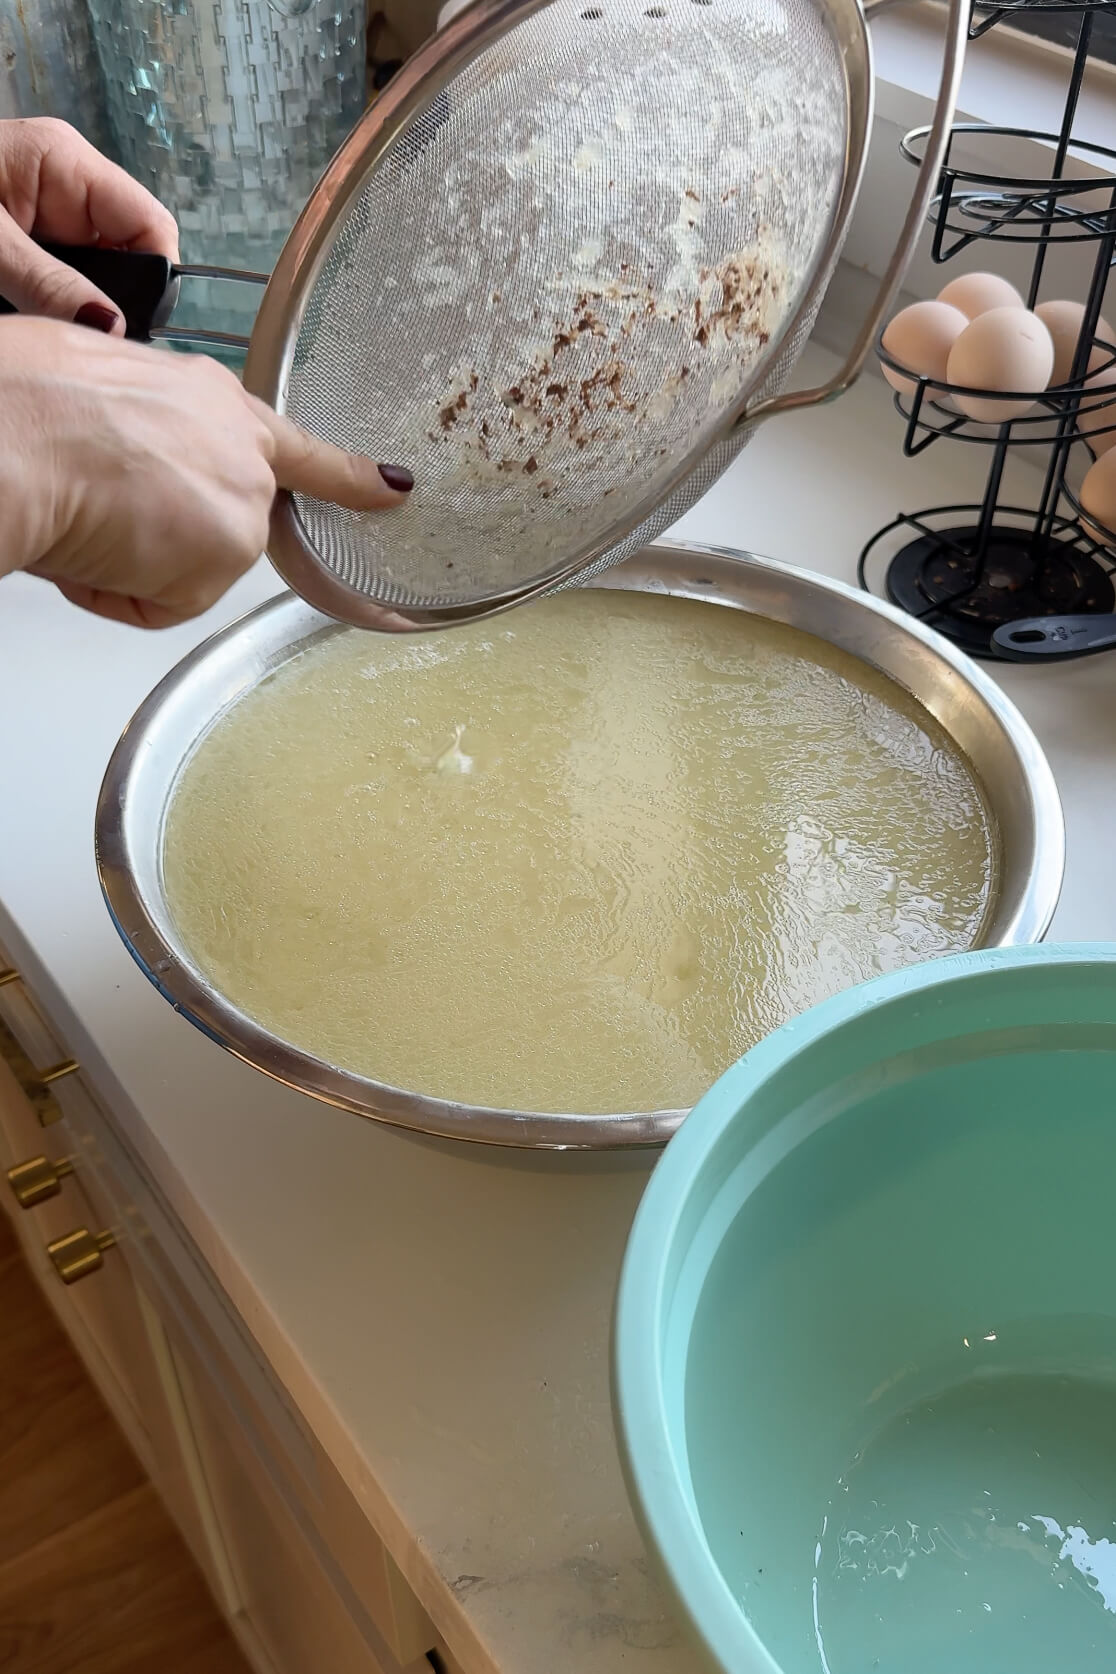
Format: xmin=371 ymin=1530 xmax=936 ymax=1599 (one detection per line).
xmin=250 ymin=0 xmax=966 ymax=628
xmin=16 ymin=0 xmax=965 ymax=630
xmin=276 ymin=0 xmax=853 ymax=616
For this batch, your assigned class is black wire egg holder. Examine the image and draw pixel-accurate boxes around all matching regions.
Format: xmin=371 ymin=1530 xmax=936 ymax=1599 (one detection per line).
xmin=859 ymin=0 xmax=1116 ymax=661
xmin=876 ymin=340 xmax=1116 ymax=455
xmin=970 ymin=0 xmax=1116 ymax=33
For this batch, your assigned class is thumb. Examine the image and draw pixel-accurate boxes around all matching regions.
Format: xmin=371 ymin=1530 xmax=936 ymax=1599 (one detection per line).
xmin=0 ymin=205 xmax=124 ymax=333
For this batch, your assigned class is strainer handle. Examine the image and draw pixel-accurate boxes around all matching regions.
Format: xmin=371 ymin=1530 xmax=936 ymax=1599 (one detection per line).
xmin=0 ymin=239 xmax=265 ymax=347
xmin=737 ymin=0 xmax=968 ymax=429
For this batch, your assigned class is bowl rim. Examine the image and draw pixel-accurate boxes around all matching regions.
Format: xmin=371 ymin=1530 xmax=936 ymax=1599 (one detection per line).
xmin=95 ymin=541 xmax=1065 ymax=1151
xmin=611 ymin=942 xmax=1116 ymax=1674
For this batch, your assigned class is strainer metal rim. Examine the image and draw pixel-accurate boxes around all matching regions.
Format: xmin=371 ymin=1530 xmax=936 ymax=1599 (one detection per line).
xmin=95 ymin=541 xmax=1064 ymax=1152
xmin=242 ymin=0 xmax=876 ymax=631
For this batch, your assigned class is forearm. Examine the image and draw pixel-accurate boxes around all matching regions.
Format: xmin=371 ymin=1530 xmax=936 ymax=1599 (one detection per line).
xmin=0 ymin=318 xmax=65 ymax=580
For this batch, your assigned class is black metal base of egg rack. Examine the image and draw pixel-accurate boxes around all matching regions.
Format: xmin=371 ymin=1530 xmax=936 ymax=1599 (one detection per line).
xmin=859 ymin=0 xmax=1116 ymax=662
xmin=861 ymin=505 xmax=1114 ymax=657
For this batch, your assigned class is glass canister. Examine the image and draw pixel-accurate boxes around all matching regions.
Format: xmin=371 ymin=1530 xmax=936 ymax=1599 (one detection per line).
xmin=87 ymin=0 xmax=367 ymax=345
xmin=0 ymin=0 xmax=112 ymax=149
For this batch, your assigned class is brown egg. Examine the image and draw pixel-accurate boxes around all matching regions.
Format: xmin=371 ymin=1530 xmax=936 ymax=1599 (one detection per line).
xmin=1035 ymin=300 xmax=1116 ymax=387
xmin=946 ymin=308 xmax=1055 ymax=424
xmin=936 ymin=272 xmax=1025 ymax=320
xmin=879 ymin=301 xmax=969 ymax=399
xmin=1078 ymin=365 xmax=1116 ymax=457
xmin=1080 ymin=450 xmax=1116 ymax=549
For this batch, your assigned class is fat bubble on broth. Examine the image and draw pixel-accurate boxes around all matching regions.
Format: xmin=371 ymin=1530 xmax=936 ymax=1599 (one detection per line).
xmin=162 ymin=590 xmax=998 ymax=1114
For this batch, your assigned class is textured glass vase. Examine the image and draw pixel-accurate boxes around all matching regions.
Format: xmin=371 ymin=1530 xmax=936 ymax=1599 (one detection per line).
xmin=88 ymin=0 xmax=367 ymax=340
xmin=0 ymin=0 xmax=112 ymax=149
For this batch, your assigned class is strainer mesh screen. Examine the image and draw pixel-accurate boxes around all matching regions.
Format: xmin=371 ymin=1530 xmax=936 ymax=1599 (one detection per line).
xmin=285 ymin=0 xmax=848 ymax=610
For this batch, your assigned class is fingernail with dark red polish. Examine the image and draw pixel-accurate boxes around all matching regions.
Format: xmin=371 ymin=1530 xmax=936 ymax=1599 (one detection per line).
xmin=378 ymin=463 xmax=414 ymax=493
xmin=73 ymin=302 xmax=121 ymax=334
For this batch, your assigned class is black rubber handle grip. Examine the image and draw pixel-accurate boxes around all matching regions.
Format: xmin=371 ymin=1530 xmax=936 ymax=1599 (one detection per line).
xmin=993 ymin=614 xmax=1116 ymax=662
xmin=0 ymin=242 xmax=180 ymax=340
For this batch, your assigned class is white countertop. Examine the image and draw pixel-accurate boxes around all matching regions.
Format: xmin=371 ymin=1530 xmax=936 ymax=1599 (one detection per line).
xmin=2 ymin=346 xmax=1116 ymax=1674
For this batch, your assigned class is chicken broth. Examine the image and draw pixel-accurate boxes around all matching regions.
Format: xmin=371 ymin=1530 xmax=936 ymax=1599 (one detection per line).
xmin=163 ymin=589 xmax=998 ymax=1114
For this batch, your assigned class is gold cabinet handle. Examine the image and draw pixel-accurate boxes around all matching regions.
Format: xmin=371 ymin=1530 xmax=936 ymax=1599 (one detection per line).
xmin=38 ymin=1058 xmax=79 ymax=1087
xmin=34 ymin=1060 xmax=79 ymax=1126
xmin=7 ymin=1154 xmax=74 ymax=1209
xmin=0 ymin=967 xmax=19 ymax=988
xmin=0 ymin=998 xmax=79 ymax=1122
xmin=46 ymin=1227 xmax=115 ymax=1285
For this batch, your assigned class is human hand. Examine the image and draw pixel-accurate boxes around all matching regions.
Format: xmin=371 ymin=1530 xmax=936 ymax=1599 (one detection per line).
xmin=0 ymin=117 xmax=178 ymax=333
xmin=0 ymin=315 xmax=413 ymax=628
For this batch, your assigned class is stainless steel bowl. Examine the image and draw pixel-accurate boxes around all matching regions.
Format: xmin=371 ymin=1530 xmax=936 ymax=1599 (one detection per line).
xmin=96 ymin=542 xmax=1065 ymax=1150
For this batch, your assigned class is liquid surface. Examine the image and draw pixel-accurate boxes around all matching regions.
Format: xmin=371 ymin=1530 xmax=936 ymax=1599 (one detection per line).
xmin=163 ymin=590 xmax=997 ymax=1113
xmin=685 ymin=1048 xmax=1116 ymax=1674
xmin=815 ymin=1372 xmax=1116 ymax=1674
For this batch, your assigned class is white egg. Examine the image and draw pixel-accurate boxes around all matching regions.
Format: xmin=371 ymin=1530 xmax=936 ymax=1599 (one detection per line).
xmin=1077 ymin=365 xmax=1116 ymax=457
xmin=879 ymin=300 xmax=968 ymax=399
xmin=1080 ymin=451 xmax=1116 ymax=549
xmin=936 ymin=272 xmax=1025 ymax=320
xmin=947 ymin=308 xmax=1055 ymax=424
xmin=1035 ymin=299 xmax=1116 ymax=386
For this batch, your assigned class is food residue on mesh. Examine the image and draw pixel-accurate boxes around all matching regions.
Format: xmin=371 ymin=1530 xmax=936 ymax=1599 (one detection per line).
xmin=424 ymin=244 xmax=786 ymax=496
xmin=694 ymin=254 xmax=778 ymax=348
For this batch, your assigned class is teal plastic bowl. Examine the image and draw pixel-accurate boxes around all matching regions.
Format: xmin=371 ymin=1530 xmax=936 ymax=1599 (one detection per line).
xmin=614 ymin=946 xmax=1116 ymax=1674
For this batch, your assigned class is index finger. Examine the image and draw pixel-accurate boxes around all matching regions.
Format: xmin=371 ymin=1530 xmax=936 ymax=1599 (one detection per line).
xmin=7 ymin=119 xmax=179 ymax=261
xmin=247 ymin=394 xmax=414 ymax=510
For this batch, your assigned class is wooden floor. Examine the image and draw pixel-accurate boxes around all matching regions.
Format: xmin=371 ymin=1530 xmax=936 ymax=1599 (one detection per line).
xmin=0 ymin=1208 xmax=249 ymax=1674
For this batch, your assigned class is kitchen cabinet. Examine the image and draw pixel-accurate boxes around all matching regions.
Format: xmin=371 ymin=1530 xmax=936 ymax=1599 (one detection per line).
xmin=0 ymin=1029 xmax=160 ymax=1459
xmin=0 ymin=1016 xmax=231 ymax=1608
xmin=170 ymin=1321 xmax=400 ymax=1674
xmin=0 ymin=953 xmax=438 ymax=1674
